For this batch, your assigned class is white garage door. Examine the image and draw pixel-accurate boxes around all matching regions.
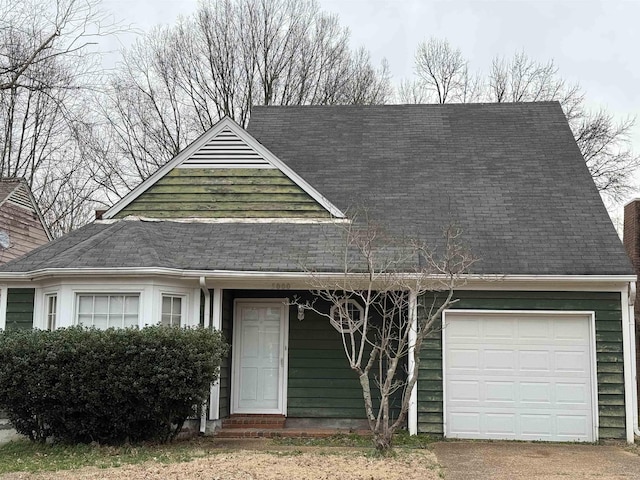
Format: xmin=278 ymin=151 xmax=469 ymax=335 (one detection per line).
xmin=444 ymin=311 xmax=596 ymax=442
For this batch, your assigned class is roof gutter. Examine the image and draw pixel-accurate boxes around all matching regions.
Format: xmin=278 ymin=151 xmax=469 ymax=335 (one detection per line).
xmin=0 ymin=267 xmax=635 ymax=284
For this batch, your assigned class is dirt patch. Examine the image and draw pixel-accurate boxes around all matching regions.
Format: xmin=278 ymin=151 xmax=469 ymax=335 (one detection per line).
xmin=0 ymin=448 xmax=440 ymax=480
xmin=432 ymin=441 xmax=640 ymax=480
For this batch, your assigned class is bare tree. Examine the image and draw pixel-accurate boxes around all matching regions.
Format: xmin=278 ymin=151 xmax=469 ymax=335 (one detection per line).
xmin=0 ymin=0 xmax=120 ymax=235
xmin=0 ymin=0 xmax=110 ymax=91
xmin=92 ymin=0 xmax=391 ymax=200
xmin=293 ymin=211 xmax=476 ymax=451
xmin=412 ymin=38 xmax=479 ymax=104
xmin=406 ymin=38 xmax=639 ymax=202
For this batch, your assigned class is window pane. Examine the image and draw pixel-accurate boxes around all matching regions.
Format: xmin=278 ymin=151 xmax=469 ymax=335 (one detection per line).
xmin=124 ymin=296 xmax=139 ymax=314
xmin=78 ymin=296 xmax=93 ymax=314
xmin=123 ymin=314 xmax=138 ymax=328
xmin=172 ymin=297 xmax=181 ymax=315
xmin=161 ymin=314 xmax=172 ymax=327
xmin=77 ymin=294 xmax=139 ymax=329
xmin=78 ymin=313 xmax=92 ymax=326
xmin=110 ymin=296 xmax=124 ymax=315
xmin=93 ymin=314 xmax=108 ymax=329
xmin=94 ymin=296 xmax=108 ymax=314
xmin=162 ymin=296 xmax=172 ymax=315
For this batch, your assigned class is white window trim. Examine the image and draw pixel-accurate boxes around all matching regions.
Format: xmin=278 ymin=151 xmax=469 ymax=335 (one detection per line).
xmin=160 ymin=293 xmax=187 ymax=327
xmin=74 ymin=292 xmax=142 ymax=329
xmin=0 ymin=285 xmax=7 ymax=331
xmin=44 ymin=292 xmax=58 ymax=330
xmin=329 ymin=298 xmax=364 ymax=333
xmin=157 ymin=288 xmax=192 ymax=327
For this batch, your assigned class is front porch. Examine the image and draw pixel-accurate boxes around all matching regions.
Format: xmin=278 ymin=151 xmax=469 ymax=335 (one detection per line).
xmin=203 ymin=288 xmax=406 ymax=436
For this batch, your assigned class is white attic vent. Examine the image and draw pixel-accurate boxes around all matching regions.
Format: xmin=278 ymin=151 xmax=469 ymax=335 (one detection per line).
xmin=178 ymin=127 xmax=275 ymax=169
xmin=7 ymin=183 xmax=34 ymax=211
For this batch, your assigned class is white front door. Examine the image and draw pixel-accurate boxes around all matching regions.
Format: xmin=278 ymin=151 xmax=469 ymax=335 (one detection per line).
xmin=232 ymin=300 xmax=288 ymax=414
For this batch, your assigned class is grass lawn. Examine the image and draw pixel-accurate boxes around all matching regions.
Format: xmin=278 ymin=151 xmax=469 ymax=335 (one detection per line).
xmin=0 ymin=434 xmax=441 ymax=479
xmin=0 ymin=437 xmax=219 ymax=474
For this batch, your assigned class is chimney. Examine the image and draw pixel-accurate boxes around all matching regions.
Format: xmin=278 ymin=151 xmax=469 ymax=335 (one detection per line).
xmin=95 ymin=209 xmax=106 ymax=220
xmin=623 ymin=199 xmax=640 ymax=417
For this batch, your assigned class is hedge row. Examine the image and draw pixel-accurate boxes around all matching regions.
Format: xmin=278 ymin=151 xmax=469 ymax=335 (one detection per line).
xmin=0 ymin=326 xmax=228 ymax=444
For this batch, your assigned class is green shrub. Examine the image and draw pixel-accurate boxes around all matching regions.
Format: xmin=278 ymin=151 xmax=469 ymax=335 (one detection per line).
xmin=0 ymin=326 xmax=228 ymax=444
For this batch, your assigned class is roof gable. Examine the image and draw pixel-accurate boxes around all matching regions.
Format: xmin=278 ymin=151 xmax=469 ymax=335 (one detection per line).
xmin=0 ymin=178 xmax=52 ymax=241
xmin=105 ymin=117 xmax=344 ymax=220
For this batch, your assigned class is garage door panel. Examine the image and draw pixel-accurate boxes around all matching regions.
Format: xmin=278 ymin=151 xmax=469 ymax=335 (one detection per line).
xmin=484 ymin=349 xmax=517 ymax=371
xmin=485 ymin=381 xmax=516 ymax=402
xmin=557 ymin=415 xmax=590 ymax=437
xmin=520 ymin=382 xmax=552 ymax=403
xmin=485 ymin=413 xmax=517 ymax=435
xmin=556 ymin=383 xmax=590 ymax=405
xmin=448 ymin=380 xmax=480 ymax=401
xmin=446 ymin=318 xmax=480 ymax=338
xmin=555 ymin=319 xmax=590 ymax=341
xmin=555 ymin=350 xmax=590 ymax=374
xmin=444 ymin=312 xmax=596 ymax=442
xmin=447 ymin=348 xmax=480 ymax=370
xmin=483 ymin=319 xmax=515 ymax=339
xmin=519 ymin=319 xmax=551 ymax=340
xmin=449 ymin=412 xmax=481 ymax=434
xmin=520 ymin=414 xmax=553 ymax=436
xmin=520 ymin=350 xmax=551 ymax=372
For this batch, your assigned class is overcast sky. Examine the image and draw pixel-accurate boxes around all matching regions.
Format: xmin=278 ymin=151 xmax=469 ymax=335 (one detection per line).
xmin=101 ymin=0 xmax=640 ymax=211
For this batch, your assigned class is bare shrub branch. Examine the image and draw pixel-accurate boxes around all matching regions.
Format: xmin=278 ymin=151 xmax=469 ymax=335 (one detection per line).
xmin=291 ymin=210 xmax=476 ymax=451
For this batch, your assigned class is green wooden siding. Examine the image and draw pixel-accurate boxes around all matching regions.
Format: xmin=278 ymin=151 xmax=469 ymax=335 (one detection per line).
xmin=287 ymin=295 xmax=368 ymax=418
xmin=115 ymin=168 xmax=329 ymax=219
xmin=4 ymin=288 xmax=35 ymax=331
xmin=417 ymin=290 xmax=626 ymax=440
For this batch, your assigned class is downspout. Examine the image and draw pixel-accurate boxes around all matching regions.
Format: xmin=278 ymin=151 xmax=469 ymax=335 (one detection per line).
xmin=408 ymin=290 xmax=418 ymax=435
xmin=629 ymin=282 xmax=640 ymax=438
xmin=199 ymin=276 xmax=211 ymax=434
xmin=200 ymin=277 xmax=211 ymax=329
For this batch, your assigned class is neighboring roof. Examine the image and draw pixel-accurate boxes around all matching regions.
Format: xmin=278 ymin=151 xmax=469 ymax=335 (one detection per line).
xmin=0 ymin=177 xmax=52 ymax=240
xmin=0 ymin=178 xmax=21 ymax=204
xmin=0 ymin=103 xmax=633 ymax=276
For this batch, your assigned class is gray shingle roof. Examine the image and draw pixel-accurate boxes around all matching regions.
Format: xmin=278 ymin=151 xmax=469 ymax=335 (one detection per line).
xmin=247 ymin=103 xmax=632 ymax=275
xmin=0 ymin=220 xmax=361 ymax=273
xmin=0 ymin=102 xmax=632 ymax=276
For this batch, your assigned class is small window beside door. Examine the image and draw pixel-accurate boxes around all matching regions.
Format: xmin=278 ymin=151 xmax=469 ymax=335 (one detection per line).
xmin=45 ymin=293 xmax=57 ymax=330
xmin=161 ymin=295 xmax=184 ymax=327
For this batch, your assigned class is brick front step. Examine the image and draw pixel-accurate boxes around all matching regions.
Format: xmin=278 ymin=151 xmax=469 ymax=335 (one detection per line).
xmin=216 ymin=428 xmax=371 ymax=439
xmin=222 ymin=415 xmax=286 ymax=430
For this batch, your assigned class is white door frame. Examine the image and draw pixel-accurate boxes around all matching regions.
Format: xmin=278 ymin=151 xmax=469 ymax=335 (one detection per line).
xmin=442 ymin=309 xmax=598 ymax=442
xmin=231 ymin=299 xmax=289 ymax=415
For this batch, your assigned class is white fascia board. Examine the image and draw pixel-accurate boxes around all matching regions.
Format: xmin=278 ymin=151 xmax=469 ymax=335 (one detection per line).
xmin=225 ymin=120 xmax=345 ymax=218
xmin=0 ymin=268 xmax=635 ymax=288
xmin=24 ymin=180 xmax=53 ymax=240
xmin=103 ymin=117 xmax=345 ymax=220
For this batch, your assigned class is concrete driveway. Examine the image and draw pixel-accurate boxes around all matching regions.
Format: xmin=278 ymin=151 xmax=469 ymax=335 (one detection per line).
xmin=432 ymin=441 xmax=640 ymax=480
